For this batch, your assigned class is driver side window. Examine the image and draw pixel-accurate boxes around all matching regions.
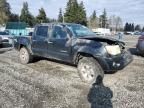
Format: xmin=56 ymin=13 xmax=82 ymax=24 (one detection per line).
xmin=51 ymin=26 xmax=67 ymax=39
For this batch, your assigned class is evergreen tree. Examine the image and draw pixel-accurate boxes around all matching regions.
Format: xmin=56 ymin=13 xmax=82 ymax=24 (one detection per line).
xmin=92 ymin=10 xmax=97 ymax=20
xmin=131 ymin=23 xmax=134 ymax=32
xmin=99 ymin=8 xmax=108 ymax=28
xmin=20 ymin=2 xmax=29 ymax=22
xmin=129 ymin=23 xmax=132 ymax=31
xmin=64 ymin=0 xmax=78 ymax=23
xmin=142 ymin=27 xmax=144 ymax=32
xmin=36 ymin=8 xmax=48 ymax=23
xmin=124 ymin=22 xmax=129 ymax=32
xmin=77 ymin=1 xmax=87 ymax=26
xmin=135 ymin=25 xmax=141 ymax=31
xmin=20 ymin=2 xmax=35 ymax=27
xmin=9 ymin=13 xmax=19 ymax=22
xmin=64 ymin=0 xmax=87 ymax=26
xmin=58 ymin=8 xmax=63 ymax=22
xmin=0 ymin=0 xmax=11 ymax=24
xmin=89 ymin=10 xmax=98 ymax=28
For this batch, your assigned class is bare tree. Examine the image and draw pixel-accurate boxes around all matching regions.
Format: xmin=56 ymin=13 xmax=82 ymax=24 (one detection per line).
xmin=115 ymin=16 xmax=123 ymax=31
xmin=88 ymin=10 xmax=99 ymax=29
xmin=109 ymin=15 xmax=116 ymax=31
xmin=109 ymin=15 xmax=123 ymax=32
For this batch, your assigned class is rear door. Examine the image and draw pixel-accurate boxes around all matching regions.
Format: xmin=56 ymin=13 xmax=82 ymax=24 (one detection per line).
xmin=47 ymin=25 xmax=72 ymax=62
xmin=31 ymin=26 xmax=49 ymax=57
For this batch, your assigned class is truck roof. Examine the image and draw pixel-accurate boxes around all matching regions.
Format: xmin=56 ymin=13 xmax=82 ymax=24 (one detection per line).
xmin=36 ymin=23 xmax=81 ymax=27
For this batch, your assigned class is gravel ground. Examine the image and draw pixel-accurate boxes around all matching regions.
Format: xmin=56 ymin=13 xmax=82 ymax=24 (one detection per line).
xmin=0 ymin=35 xmax=144 ymax=108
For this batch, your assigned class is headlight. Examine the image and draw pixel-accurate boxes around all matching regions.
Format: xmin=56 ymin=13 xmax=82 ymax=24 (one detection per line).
xmin=105 ymin=45 xmax=121 ymax=55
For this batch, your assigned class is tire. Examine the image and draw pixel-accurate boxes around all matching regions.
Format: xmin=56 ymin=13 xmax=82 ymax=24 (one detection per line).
xmin=0 ymin=44 xmax=3 ymax=48
xmin=77 ymin=57 xmax=104 ymax=84
xmin=19 ymin=47 xmax=33 ymax=64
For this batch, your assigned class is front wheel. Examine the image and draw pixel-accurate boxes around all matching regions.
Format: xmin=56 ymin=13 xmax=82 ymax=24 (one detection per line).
xmin=19 ymin=47 xmax=33 ymax=64
xmin=78 ymin=57 xmax=104 ymax=84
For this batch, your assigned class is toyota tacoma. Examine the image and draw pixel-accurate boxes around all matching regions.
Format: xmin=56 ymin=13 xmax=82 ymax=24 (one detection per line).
xmin=14 ymin=23 xmax=133 ymax=84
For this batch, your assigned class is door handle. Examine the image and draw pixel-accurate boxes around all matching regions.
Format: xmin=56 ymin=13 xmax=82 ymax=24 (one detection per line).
xmin=32 ymin=40 xmax=37 ymax=42
xmin=44 ymin=39 xmax=53 ymax=44
xmin=48 ymin=41 xmax=53 ymax=44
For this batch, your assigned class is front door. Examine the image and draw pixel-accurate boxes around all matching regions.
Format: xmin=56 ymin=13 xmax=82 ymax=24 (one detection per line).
xmin=47 ymin=25 xmax=72 ymax=62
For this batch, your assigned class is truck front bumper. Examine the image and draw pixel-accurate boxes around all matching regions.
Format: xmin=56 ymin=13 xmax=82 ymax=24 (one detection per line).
xmin=97 ymin=51 xmax=133 ymax=72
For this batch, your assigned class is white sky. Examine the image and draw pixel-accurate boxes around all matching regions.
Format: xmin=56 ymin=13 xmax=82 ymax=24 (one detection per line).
xmin=8 ymin=0 xmax=144 ymax=26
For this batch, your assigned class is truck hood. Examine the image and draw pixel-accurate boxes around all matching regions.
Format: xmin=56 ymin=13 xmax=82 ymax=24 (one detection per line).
xmin=78 ymin=36 xmax=125 ymax=45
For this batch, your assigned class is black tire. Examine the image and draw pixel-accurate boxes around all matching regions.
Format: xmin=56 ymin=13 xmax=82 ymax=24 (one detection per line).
xmin=77 ymin=57 xmax=104 ymax=84
xmin=19 ymin=47 xmax=33 ymax=64
xmin=0 ymin=44 xmax=3 ymax=48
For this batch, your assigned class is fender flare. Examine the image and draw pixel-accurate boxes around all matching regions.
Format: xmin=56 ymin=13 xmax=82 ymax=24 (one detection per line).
xmin=73 ymin=46 xmax=109 ymax=70
xmin=73 ymin=46 xmax=101 ymax=64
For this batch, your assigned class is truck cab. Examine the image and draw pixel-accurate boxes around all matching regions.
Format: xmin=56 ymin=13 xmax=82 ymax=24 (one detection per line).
xmin=31 ymin=24 xmax=72 ymax=62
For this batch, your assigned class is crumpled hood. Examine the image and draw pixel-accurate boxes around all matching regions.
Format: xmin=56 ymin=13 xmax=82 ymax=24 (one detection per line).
xmin=78 ymin=36 xmax=125 ymax=45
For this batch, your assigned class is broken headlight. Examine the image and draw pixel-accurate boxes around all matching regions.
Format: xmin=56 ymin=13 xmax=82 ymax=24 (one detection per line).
xmin=105 ymin=45 xmax=121 ymax=56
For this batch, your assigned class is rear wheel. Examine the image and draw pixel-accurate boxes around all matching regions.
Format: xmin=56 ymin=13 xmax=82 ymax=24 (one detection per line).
xmin=78 ymin=57 xmax=104 ymax=84
xmin=19 ymin=47 xmax=33 ymax=64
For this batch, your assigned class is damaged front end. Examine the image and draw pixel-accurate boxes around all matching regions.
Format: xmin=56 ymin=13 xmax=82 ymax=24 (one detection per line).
xmin=78 ymin=36 xmax=133 ymax=72
xmin=102 ymin=39 xmax=125 ymax=56
xmin=79 ymin=36 xmax=125 ymax=55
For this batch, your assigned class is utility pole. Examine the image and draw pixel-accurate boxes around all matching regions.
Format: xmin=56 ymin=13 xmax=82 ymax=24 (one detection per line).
xmin=62 ymin=11 xmax=65 ymax=23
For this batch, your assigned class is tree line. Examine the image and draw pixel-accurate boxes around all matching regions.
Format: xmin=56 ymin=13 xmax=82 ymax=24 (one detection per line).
xmin=124 ymin=22 xmax=144 ymax=32
xmin=0 ymin=0 xmax=144 ymax=32
xmin=0 ymin=0 xmax=120 ymax=29
xmin=0 ymin=0 xmax=53 ymax=27
xmin=63 ymin=0 xmax=123 ymax=31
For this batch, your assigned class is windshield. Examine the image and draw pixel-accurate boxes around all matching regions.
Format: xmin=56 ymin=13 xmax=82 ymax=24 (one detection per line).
xmin=0 ymin=32 xmax=9 ymax=35
xmin=67 ymin=24 xmax=95 ymax=37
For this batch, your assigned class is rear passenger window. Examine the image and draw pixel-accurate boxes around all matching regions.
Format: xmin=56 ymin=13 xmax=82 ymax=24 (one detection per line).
xmin=36 ymin=26 xmax=48 ymax=37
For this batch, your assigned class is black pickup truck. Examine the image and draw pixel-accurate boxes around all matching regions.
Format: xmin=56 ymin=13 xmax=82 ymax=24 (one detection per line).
xmin=14 ymin=23 xmax=133 ymax=84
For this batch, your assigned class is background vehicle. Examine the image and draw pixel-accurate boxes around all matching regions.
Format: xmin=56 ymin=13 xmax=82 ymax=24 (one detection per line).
xmin=116 ymin=32 xmax=124 ymax=35
xmin=0 ymin=31 xmax=13 ymax=47
xmin=136 ymin=35 xmax=144 ymax=55
xmin=134 ymin=31 xmax=141 ymax=36
xmin=124 ymin=32 xmax=134 ymax=35
xmin=92 ymin=28 xmax=111 ymax=36
xmin=93 ymin=32 xmax=105 ymax=36
xmin=141 ymin=32 xmax=144 ymax=35
xmin=14 ymin=23 xmax=133 ymax=84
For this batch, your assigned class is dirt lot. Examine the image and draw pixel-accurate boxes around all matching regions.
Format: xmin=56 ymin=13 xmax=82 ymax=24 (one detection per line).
xmin=0 ymin=35 xmax=144 ymax=108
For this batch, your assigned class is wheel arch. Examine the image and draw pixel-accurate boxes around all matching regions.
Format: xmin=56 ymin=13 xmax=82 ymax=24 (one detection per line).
xmin=73 ymin=46 xmax=98 ymax=65
xmin=19 ymin=44 xmax=33 ymax=54
xmin=73 ymin=47 xmax=109 ymax=71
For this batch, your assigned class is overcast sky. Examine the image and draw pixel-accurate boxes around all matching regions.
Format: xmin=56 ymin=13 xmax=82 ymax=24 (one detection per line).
xmin=8 ymin=0 xmax=144 ymax=26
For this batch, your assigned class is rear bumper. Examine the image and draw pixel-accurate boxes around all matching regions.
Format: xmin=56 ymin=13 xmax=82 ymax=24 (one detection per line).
xmin=97 ymin=51 xmax=133 ymax=72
